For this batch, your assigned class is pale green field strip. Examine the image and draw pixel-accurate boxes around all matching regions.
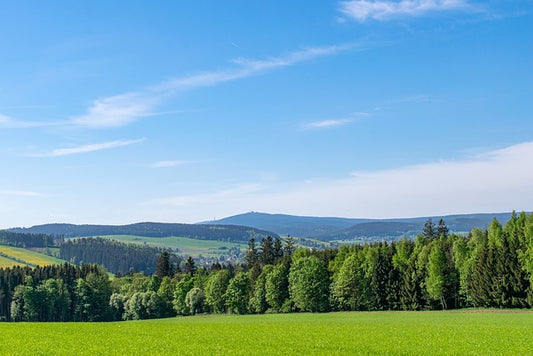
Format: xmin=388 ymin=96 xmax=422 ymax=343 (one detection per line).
xmin=97 ymin=235 xmax=247 ymax=256
xmin=1 ymin=311 xmax=532 ymax=355
xmin=0 ymin=245 xmax=66 ymax=266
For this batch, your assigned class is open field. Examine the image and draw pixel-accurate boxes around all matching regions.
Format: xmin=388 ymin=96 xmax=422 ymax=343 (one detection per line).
xmin=94 ymin=235 xmax=247 ymax=257
xmin=1 ymin=311 xmax=532 ymax=355
xmin=0 ymin=254 xmax=25 ymax=268
xmin=0 ymin=245 xmax=67 ymax=267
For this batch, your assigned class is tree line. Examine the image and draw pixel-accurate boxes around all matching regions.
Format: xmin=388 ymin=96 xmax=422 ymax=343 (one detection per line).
xmin=1 ymin=212 xmax=532 ymax=322
xmin=0 ymin=263 xmax=110 ymax=321
xmin=0 ymin=230 xmax=56 ymax=248
xmin=59 ymin=237 xmax=181 ymax=275
xmin=10 ymin=222 xmax=279 ymax=243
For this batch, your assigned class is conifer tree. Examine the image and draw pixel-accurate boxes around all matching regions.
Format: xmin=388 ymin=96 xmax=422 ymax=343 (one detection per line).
xmin=156 ymin=251 xmax=173 ymax=279
xmin=437 ymin=219 xmax=449 ymax=238
xmin=488 ymin=218 xmax=503 ymax=247
xmin=184 ymin=256 xmax=196 ymax=276
xmin=245 ymin=238 xmax=258 ymax=268
xmin=423 ymin=219 xmax=436 ymax=240
xmin=260 ymin=236 xmax=274 ymax=266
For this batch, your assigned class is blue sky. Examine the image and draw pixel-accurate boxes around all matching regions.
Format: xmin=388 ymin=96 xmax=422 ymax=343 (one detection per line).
xmin=1 ymin=0 xmax=532 ymax=227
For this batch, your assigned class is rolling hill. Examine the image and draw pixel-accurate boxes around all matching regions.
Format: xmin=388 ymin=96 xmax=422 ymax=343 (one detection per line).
xmin=199 ymin=212 xmax=372 ymax=237
xmin=0 ymin=245 xmax=67 ymax=268
xmin=9 ymin=222 xmax=279 ymax=243
xmin=202 ymin=211 xmax=519 ymax=241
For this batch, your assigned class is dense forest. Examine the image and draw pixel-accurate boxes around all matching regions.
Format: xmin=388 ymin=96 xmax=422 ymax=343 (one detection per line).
xmin=59 ymin=238 xmax=181 ymax=275
xmin=0 ymin=230 xmax=56 ymax=248
xmin=10 ymin=222 xmax=279 ymax=243
xmin=0 ymin=264 xmax=110 ymax=321
xmin=1 ymin=212 xmax=532 ymax=322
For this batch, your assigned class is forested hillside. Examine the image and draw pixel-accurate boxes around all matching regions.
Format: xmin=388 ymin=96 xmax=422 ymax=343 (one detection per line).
xmin=59 ymin=238 xmax=181 ymax=275
xmin=9 ymin=222 xmax=278 ymax=243
xmin=0 ymin=230 xmax=55 ymax=248
xmin=2 ymin=212 xmax=532 ymax=322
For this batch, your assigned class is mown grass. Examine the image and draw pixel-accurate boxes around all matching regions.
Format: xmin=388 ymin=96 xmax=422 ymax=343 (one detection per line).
xmin=0 ymin=311 xmax=531 ymax=355
xmin=95 ymin=235 xmax=247 ymax=257
xmin=0 ymin=245 xmax=67 ymax=267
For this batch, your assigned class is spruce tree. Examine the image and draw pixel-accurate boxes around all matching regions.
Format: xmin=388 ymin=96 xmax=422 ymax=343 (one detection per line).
xmin=260 ymin=236 xmax=274 ymax=266
xmin=423 ymin=219 xmax=436 ymax=239
xmin=156 ymin=251 xmax=173 ymax=279
xmin=437 ymin=219 xmax=449 ymax=238
xmin=245 ymin=238 xmax=258 ymax=268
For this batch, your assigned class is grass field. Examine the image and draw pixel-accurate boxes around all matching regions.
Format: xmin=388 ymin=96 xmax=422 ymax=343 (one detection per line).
xmin=95 ymin=235 xmax=247 ymax=257
xmin=0 ymin=311 xmax=531 ymax=355
xmin=0 ymin=245 xmax=67 ymax=267
xmin=0 ymin=254 xmax=25 ymax=268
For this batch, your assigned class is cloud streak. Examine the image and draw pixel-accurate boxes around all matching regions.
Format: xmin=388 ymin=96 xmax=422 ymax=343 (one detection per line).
xmin=0 ymin=114 xmax=64 ymax=129
xmin=339 ymin=0 xmax=475 ymax=22
xmin=304 ymin=119 xmax=353 ymax=129
xmin=72 ymin=44 xmax=356 ymax=129
xmin=151 ymin=160 xmax=189 ymax=168
xmin=71 ymin=93 xmax=158 ymax=129
xmin=145 ymin=141 xmax=533 ymax=221
xmin=30 ymin=138 xmax=145 ymax=157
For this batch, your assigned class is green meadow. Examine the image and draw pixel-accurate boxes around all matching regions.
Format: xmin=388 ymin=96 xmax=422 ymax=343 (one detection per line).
xmin=96 ymin=235 xmax=246 ymax=257
xmin=1 ymin=311 xmax=532 ymax=355
xmin=0 ymin=245 xmax=67 ymax=268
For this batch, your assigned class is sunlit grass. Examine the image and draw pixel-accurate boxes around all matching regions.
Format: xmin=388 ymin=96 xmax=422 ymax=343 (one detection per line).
xmin=0 ymin=311 xmax=531 ymax=355
xmin=0 ymin=245 xmax=66 ymax=266
xmin=0 ymin=254 xmax=25 ymax=268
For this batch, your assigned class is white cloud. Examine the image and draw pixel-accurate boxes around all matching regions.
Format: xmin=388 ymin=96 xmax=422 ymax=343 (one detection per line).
xmin=154 ymin=44 xmax=355 ymax=94
xmin=0 ymin=114 xmax=63 ymax=129
xmin=304 ymin=119 xmax=353 ymax=129
xmin=143 ymin=141 xmax=533 ymax=222
xmin=151 ymin=160 xmax=189 ymax=168
xmin=71 ymin=93 xmax=158 ymax=129
xmin=339 ymin=0 xmax=474 ymax=21
xmin=1 ymin=190 xmax=48 ymax=197
xmin=30 ymin=138 xmax=145 ymax=157
xmin=72 ymin=44 xmax=356 ymax=129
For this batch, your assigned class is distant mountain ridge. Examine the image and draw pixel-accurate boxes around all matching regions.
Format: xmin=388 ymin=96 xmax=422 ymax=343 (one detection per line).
xmin=8 ymin=222 xmax=279 ymax=243
xmin=199 ymin=212 xmax=372 ymax=238
xmin=201 ymin=211 xmax=520 ymax=241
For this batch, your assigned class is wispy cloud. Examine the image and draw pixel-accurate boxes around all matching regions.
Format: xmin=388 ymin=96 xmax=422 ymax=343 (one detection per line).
xmin=303 ymin=110 xmax=373 ymax=130
xmin=3 ymin=44 xmax=360 ymax=130
xmin=1 ymin=190 xmax=48 ymax=197
xmin=339 ymin=0 xmax=476 ymax=22
xmin=71 ymin=93 xmax=158 ymax=129
xmin=304 ymin=119 xmax=353 ymax=129
xmin=157 ymin=44 xmax=354 ymax=92
xmin=72 ymin=44 xmax=357 ymax=129
xmin=30 ymin=138 xmax=145 ymax=157
xmin=151 ymin=160 xmax=189 ymax=168
xmin=0 ymin=114 xmax=63 ymax=129
xmin=141 ymin=141 xmax=533 ymax=221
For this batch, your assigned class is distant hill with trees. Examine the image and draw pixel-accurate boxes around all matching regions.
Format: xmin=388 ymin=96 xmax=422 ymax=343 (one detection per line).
xmin=0 ymin=230 xmax=56 ymax=248
xmin=8 ymin=222 xmax=278 ymax=243
xmin=200 ymin=212 xmax=370 ymax=238
xmin=203 ymin=211 xmax=518 ymax=240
